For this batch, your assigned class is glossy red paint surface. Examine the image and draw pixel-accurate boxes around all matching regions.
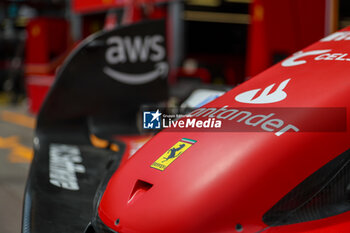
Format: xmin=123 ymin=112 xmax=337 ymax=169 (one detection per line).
xmin=99 ymin=28 xmax=350 ymax=232
xmin=73 ymin=0 xmax=168 ymax=14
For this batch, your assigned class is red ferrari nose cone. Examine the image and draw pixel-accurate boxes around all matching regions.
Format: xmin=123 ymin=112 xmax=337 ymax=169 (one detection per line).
xmin=98 ymin=28 xmax=350 ymax=233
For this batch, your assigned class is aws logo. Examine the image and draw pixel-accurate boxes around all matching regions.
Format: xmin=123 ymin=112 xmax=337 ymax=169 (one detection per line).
xmin=104 ymin=35 xmax=168 ymax=85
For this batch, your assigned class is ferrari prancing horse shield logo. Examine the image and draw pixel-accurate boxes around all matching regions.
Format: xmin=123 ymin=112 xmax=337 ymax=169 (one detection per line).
xmin=151 ymin=138 xmax=196 ymax=171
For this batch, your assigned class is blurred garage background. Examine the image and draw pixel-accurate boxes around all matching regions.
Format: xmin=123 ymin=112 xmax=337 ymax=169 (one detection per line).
xmin=0 ymin=0 xmax=349 ymax=232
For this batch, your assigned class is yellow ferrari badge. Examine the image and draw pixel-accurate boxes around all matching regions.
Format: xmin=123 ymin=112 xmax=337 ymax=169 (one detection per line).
xmin=151 ymin=138 xmax=196 ymax=171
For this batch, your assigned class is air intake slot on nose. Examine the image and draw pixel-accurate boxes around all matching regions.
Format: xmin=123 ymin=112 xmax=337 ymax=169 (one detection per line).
xmin=128 ymin=180 xmax=153 ymax=204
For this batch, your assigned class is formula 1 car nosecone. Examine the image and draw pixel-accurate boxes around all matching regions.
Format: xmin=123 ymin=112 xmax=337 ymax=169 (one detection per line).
xmin=22 ymin=19 xmax=350 ymax=233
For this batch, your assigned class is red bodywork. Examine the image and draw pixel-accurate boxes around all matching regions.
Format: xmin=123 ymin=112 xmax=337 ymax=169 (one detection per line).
xmin=98 ymin=28 xmax=350 ymax=232
xmin=72 ymin=0 xmax=169 ymax=14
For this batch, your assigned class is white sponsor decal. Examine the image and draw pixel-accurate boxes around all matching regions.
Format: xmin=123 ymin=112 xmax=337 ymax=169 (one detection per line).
xmin=282 ymin=50 xmax=331 ymax=67
xmin=235 ymin=79 xmax=290 ymax=104
xmin=314 ymin=52 xmax=350 ymax=61
xmin=321 ymin=31 xmax=350 ymax=42
xmin=189 ymin=106 xmax=299 ymax=136
xmin=49 ymin=144 xmax=86 ymax=191
xmin=104 ymin=35 xmax=167 ymax=85
xmin=282 ymin=49 xmax=350 ymax=67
